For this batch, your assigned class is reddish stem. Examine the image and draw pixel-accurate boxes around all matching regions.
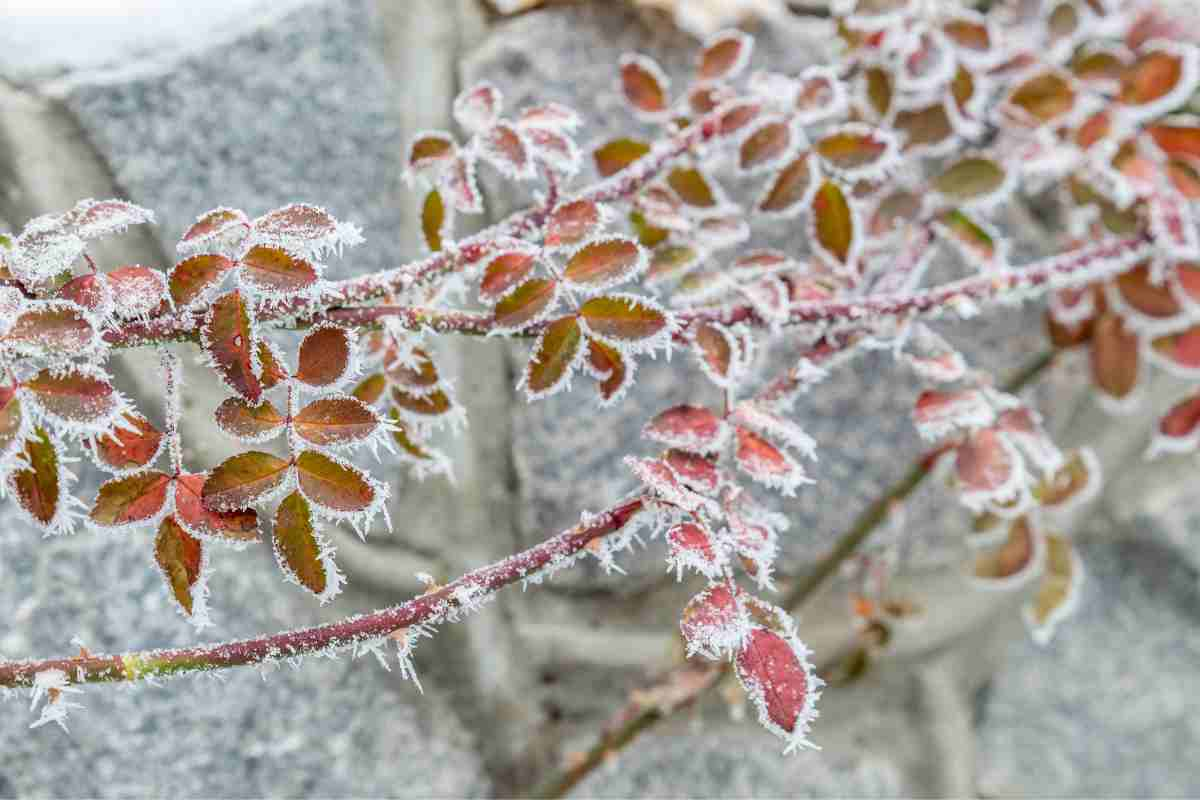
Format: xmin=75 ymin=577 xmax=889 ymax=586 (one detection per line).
xmin=0 ymin=497 xmax=644 ymax=689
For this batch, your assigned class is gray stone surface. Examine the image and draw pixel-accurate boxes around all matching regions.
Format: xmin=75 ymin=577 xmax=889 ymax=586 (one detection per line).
xmin=4 ymin=0 xmax=1200 ymax=797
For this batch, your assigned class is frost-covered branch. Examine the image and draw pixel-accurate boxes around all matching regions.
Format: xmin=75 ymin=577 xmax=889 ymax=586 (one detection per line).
xmin=0 ymin=498 xmax=645 ymax=690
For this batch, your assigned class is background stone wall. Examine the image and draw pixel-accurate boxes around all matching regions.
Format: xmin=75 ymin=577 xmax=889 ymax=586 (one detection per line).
xmin=1 ymin=1 xmax=1198 ymax=797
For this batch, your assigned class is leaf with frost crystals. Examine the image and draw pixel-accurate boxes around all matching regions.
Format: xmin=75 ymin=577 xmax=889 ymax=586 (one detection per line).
xmin=22 ymin=366 xmax=123 ymax=434
xmin=169 ymin=254 xmax=236 ymax=308
xmin=4 ymin=302 xmax=101 ymax=358
xmin=406 ymin=131 xmax=457 ymax=178
xmin=106 ymin=266 xmax=169 ymax=318
xmin=173 ymin=472 xmax=259 ymax=543
xmin=562 ymin=238 xmax=646 ymax=292
xmin=520 ymin=316 xmax=583 ymax=401
xmin=735 ymin=624 xmax=822 ymax=754
xmin=202 ymin=451 xmax=290 ymax=512
xmin=739 ymin=116 xmax=796 ymax=175
xmin=578 ymin=294 xmax=672 ymax=352
xmin=8 ymin=427 xmax=68 ymax=533
xmin=296 ymin=323 xmax=355 ymax=389
xmin=1023 ymin=534 xmax=1084 ymax=645
xmin=810 ymin=180 xmax=858 ymax=269
xmin=1148 ymin=391 xmax=1200 ymax=457
xmin=663 ymin=449 xmax=720 ymax=495
xmin=1 ymin=389 xmax=27 ymax=464
xmin=734 ymin=427 xmax=812 ymax=496
xmin=619 ymin=53 xmax=670 ymax=118
xmin=690 ymin=322 xmax=738 ymax=387
xmin=178 ymin=207 xmax=250 ymax=255
xmin=252 ymin=203 xmax=362 ymax=259
xmin=273 ymin=491 xmax=330 ymax=598
xmin=593 ymin=138 xmax=650 ymax=178
xmin=544 ymin=199 xmax=602 ymax=249
xmin=625 ymin=456 xmax=716 ymax=515
xmin=479 ymin=247 xmax=538 ymax=304
xmin=955 ymin=428 xmax=1025 ymax=511
xmin=584 ymin=337 xmax=633 ymax=406
xmin=294 ymin=396 xmax=381 ymax=448
xmin=421 ymin=189 xmax=448 ymax=253
xmin=680 ymin=583 xmax=743 ymax=659
xmin=239 ymin=245 xmax=319 ymax=294
xmin=201 ymin=290 xmax=262 ymax=402
xmin=814 ymin=123 xmax=899 ymax=182
xmin=214 ymin=397 xmax=286 ymax=443
xmin=666 ymin=521 xmax=724 ymax=581
xmin=66 ymin=198 xmax=154 ymax=240
xmin=643 ymin=405 xmax=728 ymax=453
xmin=479 ymin=123 xmax=534 ymax=179
xmin=912 ymin=389 xmax=995 ymax=441
xmin=453 ymin=83 xmax=502 ymax=133
xmin=155 ymin=515 xmax=207 ymax=620
xmin=28 ymin=668 xmax=84 ymax=732
xmin=295 ymin=450 xmax=377 ymax=515
xmin=89 ymin=470 xmax=171 ymax=530
xmin=967 ymin=516 xmax=1044 ymax=590
xmin=493 ymin=278 xmax=558 ymax=332
xmin=697 ymin=29 xmax=753 ymax=82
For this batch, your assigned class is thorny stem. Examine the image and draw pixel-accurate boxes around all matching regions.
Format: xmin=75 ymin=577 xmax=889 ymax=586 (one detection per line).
xmin=528 ymin=348 xmax=1058 ymax=800
xmin=104 ymin=233 xmax=1151 ymax=349
xmin=0 ymin=498 xmax=645 ymax=690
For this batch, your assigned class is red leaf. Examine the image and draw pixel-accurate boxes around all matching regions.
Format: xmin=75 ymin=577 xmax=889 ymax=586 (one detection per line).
xmin=444 ymin=154 xmax=482 ymax=213
xmin=1006 ymin=71 xmax=1076 ymax=124
xmin=202 ymin=451 xmax=290 ymax=512
xmin=90 ymin=471 xmax=170 ymax=528
xmin=297 ymin=324 xmax=352 ymax=387
xmin=681 ymin=583 xmax=741 ymax=658
xmin=454 ymin=83 xmax=501 ymax=132
xmin=619 ymin=54 xmax=669 ymax=116
xmin=697 ymin=30 xmax=752 ymax=82
xmin=692 ymin=322 xmax=737 ymax=386
xmin=955 ymin=429 xmax=1016 ymax=493
xmin=180 ymin=207 xmax=249 ymax=250
xmin=254 ymin=203 xmax=339 ymax=242
xmin=664 ymin=449 xmax=720 ymax=494
xmin=169 ymin=254 xmax=236 ymax=307
xmin=758 ymin=152 xmax=819 ymax=216
xmin=518 ymin=102 xmax=580 ymax=131
xmin=739 ymin=117 xmax=794 ymax=173
xmin=407 ymin=132 xmax=457 ymax=175
xmin=384 ymin=347 xmax=439 ymax=390
xmin=585 ymin=338 xmax=631 ymax=404
xmin=23 ymin=367 xmax=119 ymax=429
xmin=295 ymin=450 xmax=375 ymax=513
xmin=479 ymin=250 xmax=537 ymax=303
xmin=57 ymin=274 xmax=108 ymax=312
xmin=562 ymin=238 xmax=644 ymax=289
xmin=735 ymin=427 xmax=808 ymax=494
xmin=273 ymin=491 xmax=327 ymax=596
xmin=352 ymin=373 xmax=387 ymax=406
xmin=106 ymin=266 xmax=168 ymax=318
xmin=239 ymin=245 xmax=318 ymax=293
xmin=92 ymin=412 xmax=162 ymax=471
xmin=66 ymin=198 xmax=153 ymax=239
xmin=258 ymin=340 xmax=291 ymax=389
xmin=493 ymin=278 xmax=558 ymax=331
xmin=294 ymin=396 xmax=379 ymax=446
xmin=666 ymin=521 xmax=723 ymax=579
xmin=735 ymin=626 xmax=818 ymax=747
xmin=480 ymin=123 xmax=532 ymax=178
xmin=202 ymin=290 xmax=262 ymax=402
xmin=643 ymin=405 xmax=726 ymax=452
xmin=579 ymin=294 xmax=669 ymax=346
xmin=5 ymin=303 xmax=98 ymax=356
xmin=391 ymin=387 xmax=453 ymax=417
xmin=522 ymin=316 xmax=583 ymax=399
xmin=155 ymin=515 xmax=205 ymax=616
xmin=544 ymin=200 xmax=601 ymax=249
xmin=214 ymin=397 xmax=285 ymax=442
xmin=1120 ymin=46 xmax=1191 ymax=107
xmin=174 ymin=472 xmax=259 ymax=541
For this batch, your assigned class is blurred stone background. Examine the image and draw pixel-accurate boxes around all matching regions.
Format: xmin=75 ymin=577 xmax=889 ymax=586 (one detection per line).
xmin=1 ymin=1 xmax=1197 ymax=797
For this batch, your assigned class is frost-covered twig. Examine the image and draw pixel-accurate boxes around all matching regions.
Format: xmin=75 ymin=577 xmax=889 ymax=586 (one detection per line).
xmin=0 ymin=498 xmax=645 ymax=690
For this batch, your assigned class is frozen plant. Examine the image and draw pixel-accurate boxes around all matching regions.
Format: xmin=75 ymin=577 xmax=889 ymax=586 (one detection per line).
xmin=0 ymin=0 xmax=1198 ymax=775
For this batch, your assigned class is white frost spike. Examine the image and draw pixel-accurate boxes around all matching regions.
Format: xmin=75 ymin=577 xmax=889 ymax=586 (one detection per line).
xmin=28 ymin=669 xmax=84 ymax=733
